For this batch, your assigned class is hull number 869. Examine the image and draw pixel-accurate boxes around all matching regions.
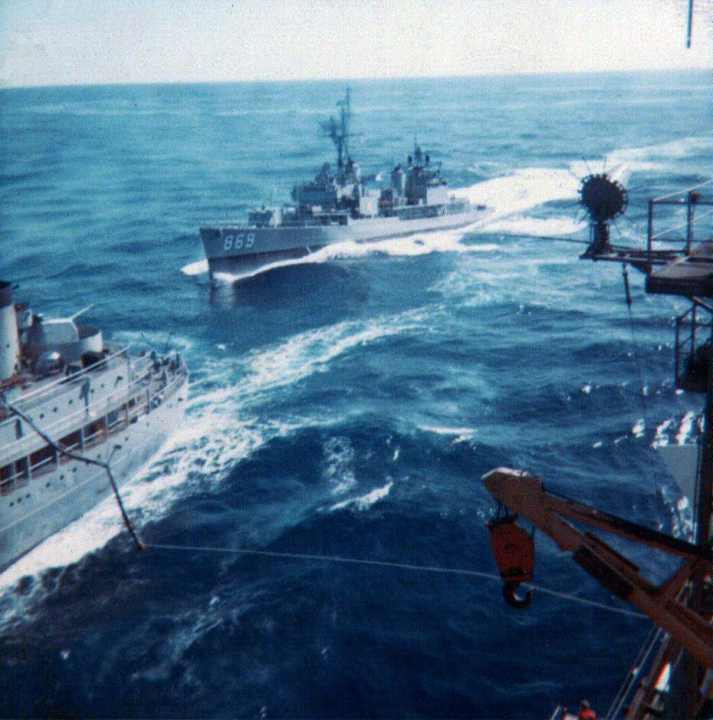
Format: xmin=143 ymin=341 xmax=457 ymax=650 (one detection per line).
xmin=223 ymin=233 xmax=256 ymax=251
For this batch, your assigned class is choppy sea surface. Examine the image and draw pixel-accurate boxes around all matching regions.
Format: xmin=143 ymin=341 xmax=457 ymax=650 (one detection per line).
xmin=0 ymin=71 xmax=711 ymax=718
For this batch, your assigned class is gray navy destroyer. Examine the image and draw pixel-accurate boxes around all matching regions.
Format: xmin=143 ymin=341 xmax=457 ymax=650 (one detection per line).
xmin=0 ymin=281 xmax=188 ymax=573
xmin=200 ymin=89 xmax=493 ymax=278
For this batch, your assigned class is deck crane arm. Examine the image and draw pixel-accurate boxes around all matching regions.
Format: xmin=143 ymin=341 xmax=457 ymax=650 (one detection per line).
xmin=483 ymin=467 xmax=713 ymax=670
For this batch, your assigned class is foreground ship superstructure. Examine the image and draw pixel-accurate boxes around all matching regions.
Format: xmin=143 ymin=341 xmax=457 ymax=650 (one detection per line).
xmin=0 ymin=281 xmax=188 ymax=573
xmin=200 ymin=89 xmax=492 ymax=278
xmin=484 ymin=178 xmax=713 ymax=718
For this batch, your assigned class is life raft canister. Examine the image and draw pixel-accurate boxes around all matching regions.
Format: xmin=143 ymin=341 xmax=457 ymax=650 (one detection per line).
xmin=487 ymin=515 xmax=535 ymax=609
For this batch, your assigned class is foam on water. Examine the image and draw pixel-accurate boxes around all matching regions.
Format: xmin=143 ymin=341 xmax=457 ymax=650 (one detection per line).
xmin=484 ymin=215 xmax=586 ymax=237
xmin=322 ymin=437 xmax=357 ymax=496
xmin=0 ymin=310 xmax=425 ymax=601
xmin=184 ymin=163 xmax=594 ymax=283
xmin=3 ymin=71 xmax=709 ymax=717
xmin=181 ymin=258 xmax=209 ymax=276
xmin=420 ymin=425 xmax=477 ymax=444
xmin=209 ymin=234 xmax=501 ymax=285
xmin=631 ymin=418 xmax=645 ymax=438
xmin=0 ymin=400 xmax=282 ymax=600
xmin=236 ymin=308 xmax=430 ymax=400
xmin=463 ymin=166 xmax=580 ymax=217
xmin=329 ymin=481 xmax=394 ymax=512
xmin=606 ymin=136 xmax=713 ymax=172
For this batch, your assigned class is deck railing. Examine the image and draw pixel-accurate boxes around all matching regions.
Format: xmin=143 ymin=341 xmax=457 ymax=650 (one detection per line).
xmin=674 ymin=298 xmax=713 ymax=392
xmin=0 ymin=359 xmax=186 ymax=497
xmin=646 ymin=179 xmax=713 ymax=267
xmin=11 ymin=345 xmax=133 ymax=407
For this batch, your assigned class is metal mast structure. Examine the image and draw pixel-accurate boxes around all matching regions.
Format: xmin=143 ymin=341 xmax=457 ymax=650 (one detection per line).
xmin=320 ymin=87 xmax=354 ymax=171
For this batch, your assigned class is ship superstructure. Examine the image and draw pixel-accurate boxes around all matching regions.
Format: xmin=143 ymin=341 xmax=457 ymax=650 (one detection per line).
xmin=0 ymin=281 xmax=188 ymax=573
xmin=481 ymin=3 xmax=713 ymax=716
xmin=200 ymin=89 xmax=492 ymax=278
xmin=483 ymin=178 xmax=713 ymax=718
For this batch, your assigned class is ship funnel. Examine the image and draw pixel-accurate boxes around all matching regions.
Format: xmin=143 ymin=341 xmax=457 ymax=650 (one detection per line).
xmin=0 ymin=281 xmax=21 ymax=382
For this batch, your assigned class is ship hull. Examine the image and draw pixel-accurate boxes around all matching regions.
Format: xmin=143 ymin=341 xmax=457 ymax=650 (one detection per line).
xmin=0 ymin=375 xmax=188 ymax=575
xmin=201 ymin=206 xmax=493 ymax=278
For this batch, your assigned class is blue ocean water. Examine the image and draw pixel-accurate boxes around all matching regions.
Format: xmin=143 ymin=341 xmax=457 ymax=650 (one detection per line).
xmin=0 ymin=71 xmax=711 ymax=718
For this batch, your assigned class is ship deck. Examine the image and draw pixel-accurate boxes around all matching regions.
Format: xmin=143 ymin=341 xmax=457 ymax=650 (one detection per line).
xmin=646 ymin=241 xmax=713 ymax=297
xmin=0 ymin=346 xmax=150 ymax=420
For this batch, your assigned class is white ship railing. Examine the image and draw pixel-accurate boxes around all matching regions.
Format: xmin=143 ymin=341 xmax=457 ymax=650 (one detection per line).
xmin=1 ymin=365 xmax=186 ymax=493
xmin=645 ymin=179 xmax=713 ymax=262
xmin=0 ymin=348 xmax=182 ymax=458
xmin=12 ymin=345 xmax=133 ymax=407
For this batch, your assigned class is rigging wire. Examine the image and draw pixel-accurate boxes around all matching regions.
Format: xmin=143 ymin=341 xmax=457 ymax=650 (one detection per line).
xmin=0 ymin=397 xmax=144 ymax=551
xmin=495 ymin=233 xmax=589 ymax=246
xmin=0 ymin=402 xmax=650 ymax=621
xmin=604 ymin=626 xmax=665 ymax=720
xmin=621 ymin=261 xmax=651 ymax=427
xmin=145 ymin=541 xmax=647 ymax=620
xmin=531 ymin=235 xmax=589 ymax=245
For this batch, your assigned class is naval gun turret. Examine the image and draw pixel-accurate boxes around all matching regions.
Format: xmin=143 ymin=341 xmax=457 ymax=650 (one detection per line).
xmin=0 ymin=283 xmax=107 ymax=385
xmin=25 ymin=306 xmax=104 ymax=370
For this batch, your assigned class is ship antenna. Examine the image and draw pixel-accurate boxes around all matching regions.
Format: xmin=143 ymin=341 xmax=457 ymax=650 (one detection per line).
xmin=320 ymin=87 xmax=354 ymax=170
xmin=340 ymin=86 xmax=352 ymax=163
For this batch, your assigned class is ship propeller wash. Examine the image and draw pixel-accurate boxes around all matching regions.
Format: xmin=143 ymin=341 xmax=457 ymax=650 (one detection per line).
xmin=200 ymin=88 xmax=493 ymax=279
xmin=0 ymin=281 xmax=188 ymax=574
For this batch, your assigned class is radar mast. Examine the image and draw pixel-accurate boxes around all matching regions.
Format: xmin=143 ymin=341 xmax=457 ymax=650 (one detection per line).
xmin=320 ymin=87 xmax=354 ymax=170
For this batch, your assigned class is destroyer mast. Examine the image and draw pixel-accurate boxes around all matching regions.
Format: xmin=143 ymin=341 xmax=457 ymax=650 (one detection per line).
xmin=320 ymin=87 xmax=354 ymax=173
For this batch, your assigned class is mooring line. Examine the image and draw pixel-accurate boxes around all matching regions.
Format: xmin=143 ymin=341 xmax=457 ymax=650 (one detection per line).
xmin=146 ymin=542 xmax=646 ymax=619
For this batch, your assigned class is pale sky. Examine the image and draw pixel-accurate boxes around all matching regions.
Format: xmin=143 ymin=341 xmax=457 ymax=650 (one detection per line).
xmin=0 ymin=0 xmax=710 ymax=88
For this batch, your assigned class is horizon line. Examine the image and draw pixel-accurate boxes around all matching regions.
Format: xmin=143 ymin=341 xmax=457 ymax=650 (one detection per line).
xmin=1 ymin=65 xmax=710 ymax=92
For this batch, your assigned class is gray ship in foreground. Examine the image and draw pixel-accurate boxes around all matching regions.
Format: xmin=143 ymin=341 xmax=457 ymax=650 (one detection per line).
xmin=0 ymin=281 xmax=188 ymax=574
xmin=200 ymin=89 xmax=493 ymax=279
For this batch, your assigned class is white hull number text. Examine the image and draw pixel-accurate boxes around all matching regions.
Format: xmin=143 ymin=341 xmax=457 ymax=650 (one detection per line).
xmin=223 ymin=233 xmax=256 ymax=252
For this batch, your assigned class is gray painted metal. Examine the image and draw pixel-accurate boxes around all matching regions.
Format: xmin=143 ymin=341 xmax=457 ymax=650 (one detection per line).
xmin=0 ymin=347 xmax=188 ymax=574
xmin=202 ymin=206 xmax=494 ymax=276
xmin=200 ymin=89 xmax=494 ymax=278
